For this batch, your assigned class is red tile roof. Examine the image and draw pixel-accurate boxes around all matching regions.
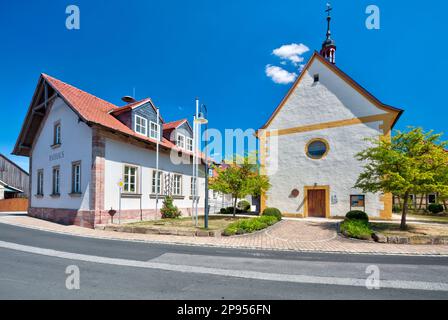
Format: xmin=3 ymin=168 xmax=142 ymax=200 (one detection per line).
xmin=163 ymin=119 xmax=187 ymax=130
xmin=40 ymin=74 xmax=195 ymax=155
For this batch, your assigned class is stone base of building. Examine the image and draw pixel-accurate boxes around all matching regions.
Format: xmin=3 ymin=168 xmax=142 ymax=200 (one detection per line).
xmin=29 ymin=207 xmax=205 ymax=229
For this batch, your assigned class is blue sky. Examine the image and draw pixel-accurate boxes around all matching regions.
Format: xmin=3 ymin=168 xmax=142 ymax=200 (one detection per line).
xmin=0 ymin=0 xmax=446 ymax=170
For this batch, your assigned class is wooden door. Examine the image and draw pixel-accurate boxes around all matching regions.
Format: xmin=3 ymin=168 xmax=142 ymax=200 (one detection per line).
xmin=307 ymin=190 xmax=326 ymax=218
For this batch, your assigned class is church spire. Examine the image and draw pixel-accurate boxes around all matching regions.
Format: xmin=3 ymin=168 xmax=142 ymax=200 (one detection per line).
xmin=320 ymin=3 xmax=336 ymax=64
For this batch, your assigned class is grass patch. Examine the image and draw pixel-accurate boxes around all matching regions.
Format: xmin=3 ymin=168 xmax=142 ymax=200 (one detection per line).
xmin=223 ymin=216 xmax=279 ymax=236
xmin=127 ymin=216 xmax=245 ymax=231
xmin=371 ymin=222 xmax=448 ymax=238
xmin=340 ymin=219 xmax=373 ymax=240
xmin=407 ymin=213 xmax=448 ymax=224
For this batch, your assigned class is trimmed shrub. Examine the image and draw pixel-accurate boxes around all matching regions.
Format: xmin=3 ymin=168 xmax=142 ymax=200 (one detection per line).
xmin=263 ymin=207 xmax=282 ymax=221
xmin=223 ymin=216 xmax=279 ymax=236
xmin=160 ymin=196 xmax=181 ymax=219
xmin=428 ymin=204 xmax=444 ymax=214
xmin=340 ymin=219 xmax=372 ymax=240
xmin=237 ymin=200 xmax=251 ymax=212
xmin=345 ymin=210 xmax=369 ymax=222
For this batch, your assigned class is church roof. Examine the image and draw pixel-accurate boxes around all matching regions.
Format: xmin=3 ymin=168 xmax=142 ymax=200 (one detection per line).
xmin=260 ymin=52 xmax=404 ymax=130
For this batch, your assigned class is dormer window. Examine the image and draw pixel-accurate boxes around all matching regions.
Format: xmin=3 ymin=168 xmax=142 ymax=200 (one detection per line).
xmin=150 ymin=121 xmax=160 ymax=140
xmin=177 ymin=133 xmax=185 ymax=149
xmin=134 ymin=115 xmax=148 ymax=136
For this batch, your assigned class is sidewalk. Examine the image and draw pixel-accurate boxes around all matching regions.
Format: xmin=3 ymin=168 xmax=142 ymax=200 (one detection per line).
xmin=1 ymin=212 xmax=448 ymax=256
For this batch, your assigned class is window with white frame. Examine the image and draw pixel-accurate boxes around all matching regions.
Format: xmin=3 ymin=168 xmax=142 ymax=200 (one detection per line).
xmin=177 ymin=134 xmax=185 ymax=149
xmin=53 ymin=122 xmax=61 ymax=145
xmin=37 ymin=170 xmax=44 ymax=196
xmin=123 ymin=165 xmax=138 ymax=193
xmin=173 ymin=174 xmax=182 ymax=196
xmin=52 ymin=166 xmax=60 ymax=195
xmin=134 ymin=115 xmax=148 ymax=136
xmin=150 ymin=121 xmax=160 ymax=140
xmin=190 ymin=177 xmax=197 ymax=196
xmin=71 ymin=162 xmax=81 ymax=193
xmin=152 ymin=170 xmax=163 ymax=194
xmin=186 ymin=137 xmax=193 ymax=152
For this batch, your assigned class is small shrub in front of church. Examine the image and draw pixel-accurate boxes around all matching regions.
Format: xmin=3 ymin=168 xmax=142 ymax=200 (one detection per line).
xmin=223 ymin=216 xmax=279 ymax=236
xmin=340 ymin=219 xmax=372 ymax=241
xmin=263 ymin=207 xmax=282 ymax=221
xmin=160 ymin=196 xmax=181 ymax=219
xmin=428 ymin=204 xmax=444 ymax=214
xmin=237 ymin=200 xmax=251 ymax=212
xmin=345 ymin=210 xmax=369 ymax=222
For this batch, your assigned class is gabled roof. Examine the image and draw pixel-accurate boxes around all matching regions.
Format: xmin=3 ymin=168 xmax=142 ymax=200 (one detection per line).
xmin=13 ymin=74 xmax=201 ymax=159
xmin=163 ymin=119 xmax=190 ymax=131
xmin=260 ymin=52 xmax=404 ymax=130
xmin=110 ymin=97 xmax=165 ymax=123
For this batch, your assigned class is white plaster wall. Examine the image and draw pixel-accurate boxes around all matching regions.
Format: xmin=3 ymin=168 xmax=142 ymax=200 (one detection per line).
xmin=268 ymin=58 xmax=386 ymax=130
xmin=265 ymin=121 xmax=384 ymax=217
xmin=104 ymin=138 xmax=206 ymax=212
xmin=31 ymin=98 xmax=92 ymax=210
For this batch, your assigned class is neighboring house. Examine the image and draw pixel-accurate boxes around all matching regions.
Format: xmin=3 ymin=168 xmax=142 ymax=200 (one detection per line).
xmin=0 ymin=154 xmax=29 ymax=199
xmin=13 ymin=74 xmax=206 ymax=228
xmin=258 ymin=13 xmax=403 ymax=219
xmin=393 ymin=194 xmax=446 ymax=211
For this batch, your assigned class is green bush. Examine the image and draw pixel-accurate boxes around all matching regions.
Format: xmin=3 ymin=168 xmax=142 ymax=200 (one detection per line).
xmin=223 ymin=216 xmax=279 ymax=236
xmin=160 ymin=196 xmax=181 ymax=219
xmin=263 ymin=207 xmax=282 ymax=221
xmin=345 ymin=210 xmax=369 ymax=222
xmin=340 ymin=219 xmax=372 ymax=240
xmin=237 ymin=200 xmax=251 ymax=212
xmin=428 ymin=204 xmax=444 ymax=214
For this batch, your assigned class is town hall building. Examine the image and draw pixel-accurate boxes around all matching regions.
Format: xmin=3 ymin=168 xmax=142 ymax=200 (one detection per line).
xmin=259 ymin=10 xmax=403 ymax=219
xmin=13 ymin=75 xmax=206 ymax=228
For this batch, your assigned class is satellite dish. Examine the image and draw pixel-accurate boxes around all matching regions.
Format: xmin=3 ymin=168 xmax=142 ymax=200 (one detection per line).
xmin=121 ymin=96 xmax=136 ymax=104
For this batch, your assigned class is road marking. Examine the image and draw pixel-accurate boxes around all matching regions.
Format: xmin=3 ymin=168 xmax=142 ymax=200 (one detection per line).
xmin=1 ymin=240 xmax=448 ymax=292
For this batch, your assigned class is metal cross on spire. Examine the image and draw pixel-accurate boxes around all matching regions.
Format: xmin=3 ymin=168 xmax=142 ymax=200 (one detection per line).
xmin=325 ymin=2 xmax=332 ymax=16
xmin=325 ymin=2 xmax=332 ymax=39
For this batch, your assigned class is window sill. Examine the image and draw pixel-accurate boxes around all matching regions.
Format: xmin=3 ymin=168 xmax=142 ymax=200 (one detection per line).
xmin=69 ymin=193 xmax=82 ymax=198
xmin=34 ymin=194 xmax=44 ymax=198
xmin=171 ymin=195 xmax=185 ymax=200
xmin=121 ymin=193 xmax=142 ymax=199
xmin=51 ymin=143 xmax=61 ymax=149
xmin=149 ymin=194 xmax=166 ymax=199
xmin=189 ymin=196 xmax=201 ymax=200
xmin=50 ymin=193 xmax=61 ymax=198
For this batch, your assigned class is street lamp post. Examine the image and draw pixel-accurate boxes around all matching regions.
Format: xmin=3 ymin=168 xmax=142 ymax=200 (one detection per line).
xmin=195 ymin=105 xmax=209 ymax=229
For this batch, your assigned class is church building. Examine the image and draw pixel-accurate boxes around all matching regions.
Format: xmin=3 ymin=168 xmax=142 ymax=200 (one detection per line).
xmin=259 ymin=9 xmax=403 ymax=219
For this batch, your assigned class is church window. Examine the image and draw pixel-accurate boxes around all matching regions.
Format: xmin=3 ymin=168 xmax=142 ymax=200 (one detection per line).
xmin=306 ymin=139 xmax=329 ymax=159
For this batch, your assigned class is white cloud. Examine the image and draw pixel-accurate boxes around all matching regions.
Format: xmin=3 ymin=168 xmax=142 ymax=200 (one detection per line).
xmin=272 ymin=43 xmax=310 ymax=66
xmin=265 ymin=65 xmax=297 ymax=85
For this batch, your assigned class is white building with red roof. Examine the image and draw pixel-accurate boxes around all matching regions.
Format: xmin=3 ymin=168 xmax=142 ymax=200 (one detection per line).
xmin=13 ymin=74 xmax=205 ymax=228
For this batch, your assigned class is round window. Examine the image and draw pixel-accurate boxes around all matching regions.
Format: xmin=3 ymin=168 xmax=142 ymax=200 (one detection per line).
xmin=307 ymin=139 xmax=329 ymax=159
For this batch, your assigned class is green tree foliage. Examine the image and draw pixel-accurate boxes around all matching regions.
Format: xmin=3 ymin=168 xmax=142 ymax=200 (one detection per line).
xmin=355 ymin=128 xmax=448 ymax=230
xmin=210 ymin=153 xmax=271 ymax=217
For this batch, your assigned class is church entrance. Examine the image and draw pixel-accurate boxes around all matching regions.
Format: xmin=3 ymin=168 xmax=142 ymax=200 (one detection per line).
xmin=306 ymin=187 xmax=329 ymax=218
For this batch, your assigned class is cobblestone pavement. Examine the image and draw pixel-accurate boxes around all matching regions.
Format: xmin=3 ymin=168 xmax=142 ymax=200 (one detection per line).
xmin=1 ymin=213 xmax=448 ymax=256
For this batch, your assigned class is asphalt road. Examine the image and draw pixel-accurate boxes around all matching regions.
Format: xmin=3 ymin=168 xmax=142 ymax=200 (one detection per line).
xmin=0 ymin=222 xmax=447 ymax=300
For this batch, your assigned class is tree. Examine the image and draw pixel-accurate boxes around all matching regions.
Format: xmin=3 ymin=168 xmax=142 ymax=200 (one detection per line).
xmin=160 ymin=196 xmax=181 ymax=219
xmin=355 ymin=127 xmax=448 ymax=230
xmin=210 ymin=153 xmax=271 ymax=217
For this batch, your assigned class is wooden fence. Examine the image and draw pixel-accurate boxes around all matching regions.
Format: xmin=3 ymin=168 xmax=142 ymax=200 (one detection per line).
xmin=0 ymin=198 xmax=28 ymax=212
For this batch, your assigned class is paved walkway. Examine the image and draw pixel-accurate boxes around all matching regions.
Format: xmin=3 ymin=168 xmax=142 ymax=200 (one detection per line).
xmin=1 ymin=212 xmax=448 ymax=256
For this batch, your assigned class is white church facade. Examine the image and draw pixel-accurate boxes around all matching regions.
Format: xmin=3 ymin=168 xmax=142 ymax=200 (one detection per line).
xmin=259 ymin=12 xmax=403 ymax=219
xmin=13 ymin=74 xmax=205 ymax=228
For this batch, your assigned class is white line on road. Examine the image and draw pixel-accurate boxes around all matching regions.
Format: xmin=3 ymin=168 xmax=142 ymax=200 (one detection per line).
xmin=1 ymin=240 xmax=448 ymax=292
